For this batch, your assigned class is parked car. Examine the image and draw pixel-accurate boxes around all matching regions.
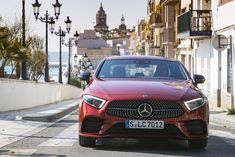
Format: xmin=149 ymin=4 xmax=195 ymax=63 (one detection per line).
xmin=78 ymin=55 xmax=209 ymax=149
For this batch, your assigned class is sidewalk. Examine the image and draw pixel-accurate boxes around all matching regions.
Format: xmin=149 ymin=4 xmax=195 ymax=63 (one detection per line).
xmin=0 ymin=99 xmax=79 ymax=122
xmin=0 ymin=99 xmax=79 ymax=148
xmin=210 ymin=111 xmax=235 ymax=129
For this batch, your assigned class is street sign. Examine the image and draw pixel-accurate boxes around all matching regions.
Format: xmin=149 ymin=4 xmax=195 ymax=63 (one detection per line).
xmin=212 ymin=34 xmax=228 ymax=51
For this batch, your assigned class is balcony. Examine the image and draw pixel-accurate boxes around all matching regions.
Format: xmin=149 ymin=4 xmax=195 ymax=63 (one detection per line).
xmin=149 ymin=12 xmax=164 ymax=28
xmin=177 ymin=10 xmax=212 ymax=39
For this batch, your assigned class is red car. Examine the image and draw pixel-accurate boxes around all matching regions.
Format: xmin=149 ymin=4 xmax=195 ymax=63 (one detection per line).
xmin=78 ymin=56 xmax=209 ymax=149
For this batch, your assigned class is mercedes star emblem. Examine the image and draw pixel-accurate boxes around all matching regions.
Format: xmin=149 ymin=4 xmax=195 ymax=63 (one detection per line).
xmin=138 ymin=103 xmax=153 ymax=118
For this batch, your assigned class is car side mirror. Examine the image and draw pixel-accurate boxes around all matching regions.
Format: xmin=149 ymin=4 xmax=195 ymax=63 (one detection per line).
xmin=193 ymin=74 xmax=205 ymax=85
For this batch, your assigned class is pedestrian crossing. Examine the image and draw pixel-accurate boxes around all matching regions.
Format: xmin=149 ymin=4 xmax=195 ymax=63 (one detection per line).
xmin=210 ymin=129 xmax=235 ymax=146
xmin=37 ymin=128 xmax=235 ymax=147
xmin=39 ymin=123 xmax=78 ymax=147
xmin=1 ymin=125 xmax=235 ymax=157
xmin=0 ymin=120 xmax=52 ymax=148
xmin=2 ymin=118 xmax=235 ymax=150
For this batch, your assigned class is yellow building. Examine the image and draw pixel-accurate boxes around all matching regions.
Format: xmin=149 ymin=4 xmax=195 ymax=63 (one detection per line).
xmin=137 ymin=0 xmax=179 ymax=58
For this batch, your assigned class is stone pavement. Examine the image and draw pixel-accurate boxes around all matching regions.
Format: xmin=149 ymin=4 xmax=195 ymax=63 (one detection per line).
xmin=210 ymin=111 xmax=235 ymax=129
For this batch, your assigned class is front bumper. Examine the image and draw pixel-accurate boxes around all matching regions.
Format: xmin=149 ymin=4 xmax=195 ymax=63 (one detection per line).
xmin=79 ymin=100 xmax=209 ymax=140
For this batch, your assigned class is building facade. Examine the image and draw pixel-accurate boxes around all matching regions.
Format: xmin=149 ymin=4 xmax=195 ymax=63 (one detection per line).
xmin=207 ymin=0 xmax=234 ymax=110
xmin=136 ymin=0 xmax=235 ymax=110
xmin=161 ymin=0 xmax=180 ymax=58
xmin=76 ymin=30 xmax=112 ymax=67
xmin=137 ymin=0 xmax=179 ymax=57
xmin=177 ymin=0 xmax=234 ymax=111
xmin=176 ymin=0 xmax=193 ymax=74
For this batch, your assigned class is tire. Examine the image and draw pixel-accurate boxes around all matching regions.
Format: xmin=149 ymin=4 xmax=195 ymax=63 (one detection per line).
xmin=188 ymin=138 xmax=207 ymax=149
xmin=79 ymin=135 xmax=96 ymax=147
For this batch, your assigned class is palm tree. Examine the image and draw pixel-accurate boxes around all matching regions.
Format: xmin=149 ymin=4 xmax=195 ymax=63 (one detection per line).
xmin=8 ymin=38 xmax=29 ymax=78
xmin=0 ymin=26 xmax=11 ymax=77
xmin=0 ymin=17 xmax=30 ymax=78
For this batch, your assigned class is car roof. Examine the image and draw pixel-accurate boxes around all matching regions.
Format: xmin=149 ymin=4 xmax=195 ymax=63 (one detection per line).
xmin=105 ymin=55 xmax=178 ymax=62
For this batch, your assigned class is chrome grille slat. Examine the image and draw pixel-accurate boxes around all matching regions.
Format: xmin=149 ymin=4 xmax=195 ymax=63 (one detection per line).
xmin=106 ymin=100 xmax=184 ymax=119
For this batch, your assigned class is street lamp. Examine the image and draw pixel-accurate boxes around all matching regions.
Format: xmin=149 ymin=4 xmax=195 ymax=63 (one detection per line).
xmin=32 ymin=0 xmax=62 ymax=82
xmin=78 ymin=53 xmax=94 ymax=90
xmin=74 ymin=54 xmax=78 ymax=64
xmin=79 ymin=53 xmax=94 ymax=72
xmin=21 ymin=0 xmax=27 ymax=80
xmin=63 ymin=31 xmax=79 ymax=84
xmin=50 ymin=16 xmax=72 ymax=83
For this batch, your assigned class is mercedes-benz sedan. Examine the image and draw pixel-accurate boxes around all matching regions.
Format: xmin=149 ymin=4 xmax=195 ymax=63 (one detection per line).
xmin=78 ymin=55 xmax=209 ymax=149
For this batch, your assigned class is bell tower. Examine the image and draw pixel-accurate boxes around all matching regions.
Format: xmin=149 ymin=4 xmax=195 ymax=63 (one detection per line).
xmin=94 ymin=3 xmax=109 ymax=33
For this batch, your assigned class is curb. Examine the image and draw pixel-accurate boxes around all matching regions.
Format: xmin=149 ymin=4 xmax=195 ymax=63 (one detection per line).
xmin=21 ymin=103 xmax=78 ymax=122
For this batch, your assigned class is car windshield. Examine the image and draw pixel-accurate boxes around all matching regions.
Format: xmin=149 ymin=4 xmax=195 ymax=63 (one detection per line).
xmin=97 ymin=59 xmax=188 ymax=80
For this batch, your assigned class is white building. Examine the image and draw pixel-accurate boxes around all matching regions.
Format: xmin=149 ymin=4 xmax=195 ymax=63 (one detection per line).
xmin=187 ymin=0 xmax=235 ymax=111
xmin=208 ymin=0 xmax=235 ymax=110
xmin=107 ymin=37 xmax=130 ymax=56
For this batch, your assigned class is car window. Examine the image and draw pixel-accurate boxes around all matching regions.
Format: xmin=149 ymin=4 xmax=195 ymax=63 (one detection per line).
xmin=98 ymin=59 xmax=188 ymax=80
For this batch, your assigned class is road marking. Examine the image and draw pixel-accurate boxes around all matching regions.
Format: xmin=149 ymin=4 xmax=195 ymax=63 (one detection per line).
xmin=0 ymin=149 xmax=37 ymax=156
xmin=0 ymin=110 xmax=76 ymax=149
xmin=39 ymin=123 xmax=78 ymax=147
xmin=0 ymin=120 xmax=51 ymax=148
xmin=210 ymin=129 xmax=235 ymax=146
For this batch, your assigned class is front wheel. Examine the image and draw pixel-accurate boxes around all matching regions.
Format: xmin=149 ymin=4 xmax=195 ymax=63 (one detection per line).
xmin=79 ymin=135 xmax=96 ymax=147
xmin=188 ymin=138 xmax=207 ymax=149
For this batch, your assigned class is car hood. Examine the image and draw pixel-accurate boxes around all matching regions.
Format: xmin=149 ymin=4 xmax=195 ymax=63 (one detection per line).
xmin=86 ymin=79 xmax=202 ymax=102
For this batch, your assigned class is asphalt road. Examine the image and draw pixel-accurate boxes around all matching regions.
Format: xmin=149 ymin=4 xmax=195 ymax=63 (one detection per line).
xmin=0 ymin=112 xmax=235 ymax=157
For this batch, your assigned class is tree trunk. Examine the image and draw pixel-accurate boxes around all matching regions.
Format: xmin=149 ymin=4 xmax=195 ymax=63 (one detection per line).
xmin=0 ymin=59 xmax=7 ymax=78
xmin=15 ymin=62 xmax=21 ymax=79
xmin=0 ymin=67 xmax=4 ymax=78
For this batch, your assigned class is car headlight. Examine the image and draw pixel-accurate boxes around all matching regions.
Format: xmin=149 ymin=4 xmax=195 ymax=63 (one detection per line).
xmin=83 ymin=95 xmax=106 ymax=109
xmin=184 ymin=97 xmax=207 ymax=111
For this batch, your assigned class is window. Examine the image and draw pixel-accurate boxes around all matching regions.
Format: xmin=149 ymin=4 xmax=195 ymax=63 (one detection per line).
xmin=98 ymin=59 xmax=188 ymax=80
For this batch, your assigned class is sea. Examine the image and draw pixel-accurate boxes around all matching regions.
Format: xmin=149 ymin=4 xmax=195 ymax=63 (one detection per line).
xmin=4 ymin=51 xmax=69 ymax=82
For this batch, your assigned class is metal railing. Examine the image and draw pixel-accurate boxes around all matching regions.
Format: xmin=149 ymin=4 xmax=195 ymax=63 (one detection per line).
xmin=178 ymin=10 xmax=212 ymax=35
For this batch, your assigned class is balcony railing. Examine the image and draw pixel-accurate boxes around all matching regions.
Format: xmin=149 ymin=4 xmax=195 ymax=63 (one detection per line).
xmin=149 ymin=12 xmax=163 ymax=27
xmin=177 ymin=10 xmax=212 ymax=39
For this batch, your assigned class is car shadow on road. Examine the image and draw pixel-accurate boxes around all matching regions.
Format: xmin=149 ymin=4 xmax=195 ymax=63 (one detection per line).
xmin=95 ymin=138 xmax=204 ymax=154
xmin=92 ymin=135 xmax=235 ymax=157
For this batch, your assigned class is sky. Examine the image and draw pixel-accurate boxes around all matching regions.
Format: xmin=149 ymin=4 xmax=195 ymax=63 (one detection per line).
xmin=0 ymin=0 xmax=147 ymax=52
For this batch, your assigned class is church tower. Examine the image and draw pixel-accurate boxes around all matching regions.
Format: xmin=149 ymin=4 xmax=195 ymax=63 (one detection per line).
xmin=119 ymin=15 xmax=127 ymax=30
xmin=94 ymin=3 xmax=109 ymax=34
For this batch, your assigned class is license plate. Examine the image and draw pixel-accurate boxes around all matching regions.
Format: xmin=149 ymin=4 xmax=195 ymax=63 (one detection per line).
xmin=125 ymin=120 xmax=164 ymax=129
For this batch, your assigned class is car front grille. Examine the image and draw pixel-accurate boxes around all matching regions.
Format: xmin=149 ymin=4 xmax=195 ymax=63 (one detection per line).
xmin=106 ymin=100 xmax=184 ymax=119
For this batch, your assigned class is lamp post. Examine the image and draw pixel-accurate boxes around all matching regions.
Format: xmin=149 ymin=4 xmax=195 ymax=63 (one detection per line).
xmin=79 ymin=53 xmax=94 ymax=72
xmin=78 ymin=53 xmax=94 ymax=90
xmin=74 ymin=53 xmax=78 ymax=64
xmin=49 ymin=16 xmax=72 ymax=83
xmin=63 ymin=31 xmax=79 ymax=84
xmin=21 ymin=0 xmax=27 ymax=80
xmin=32 ymin=0 xmax=62 ymax=82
